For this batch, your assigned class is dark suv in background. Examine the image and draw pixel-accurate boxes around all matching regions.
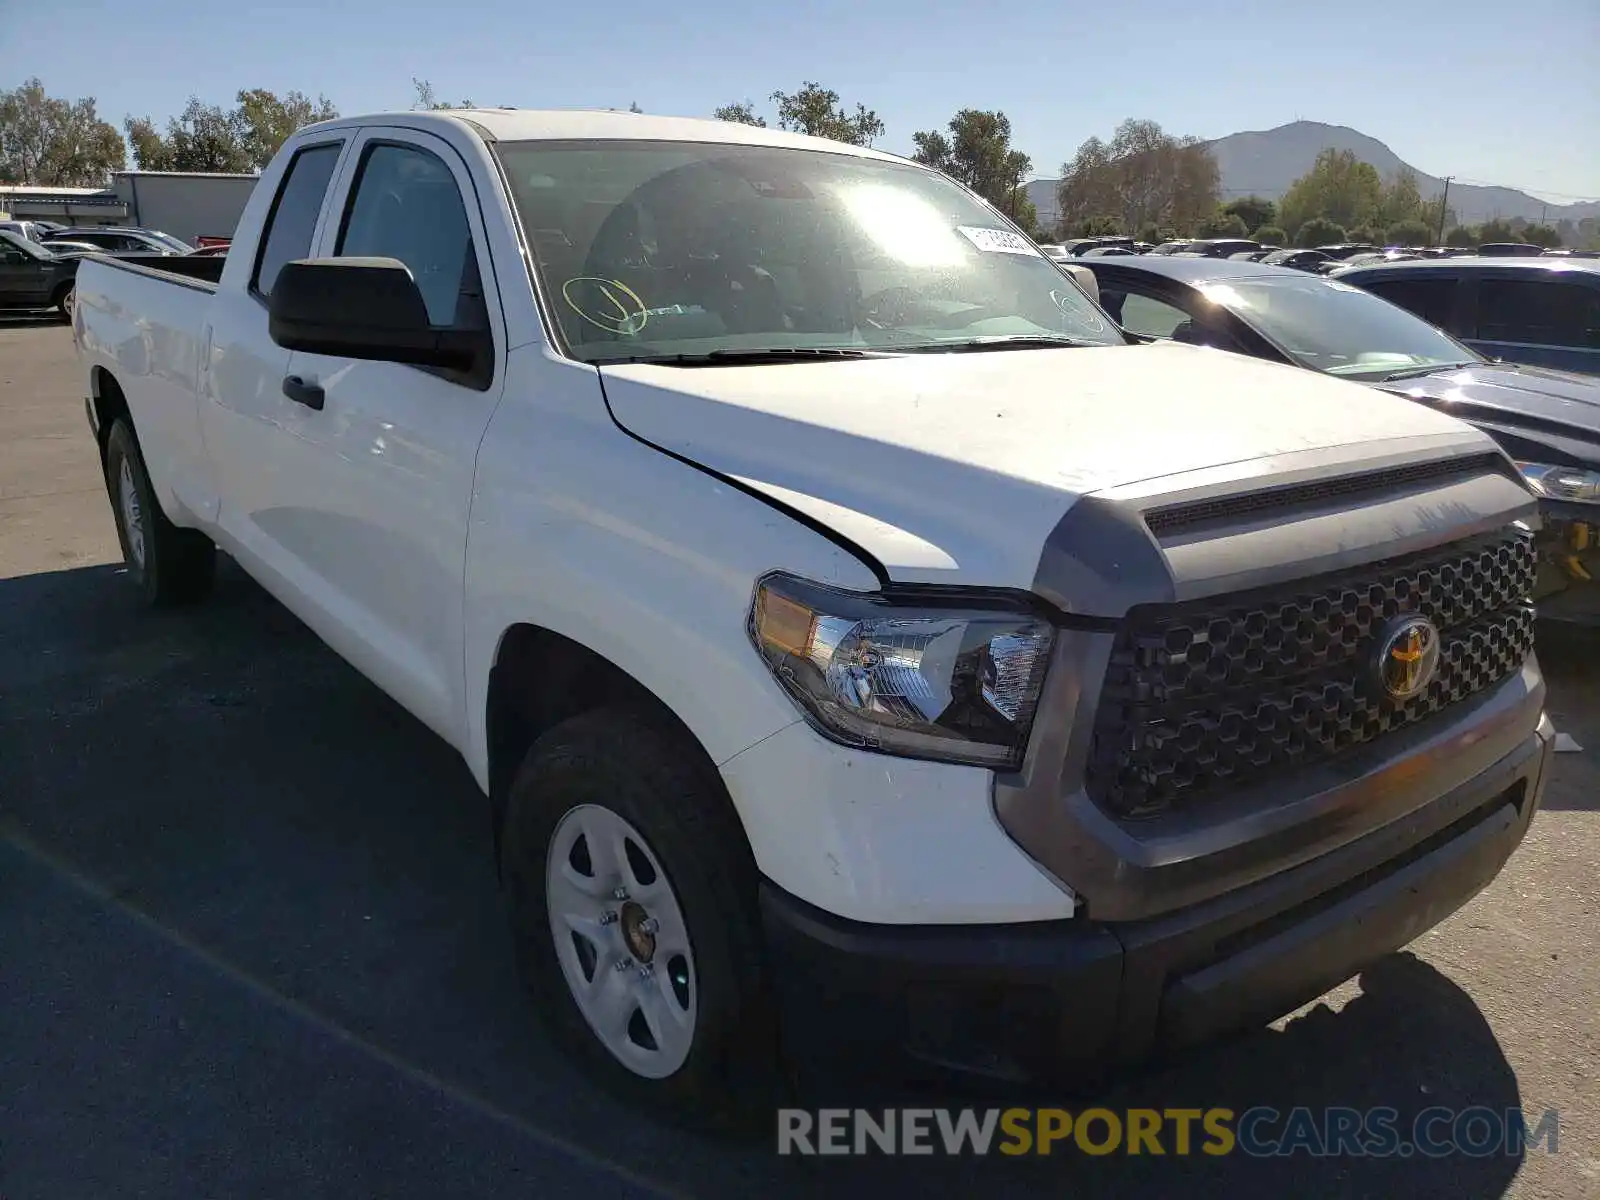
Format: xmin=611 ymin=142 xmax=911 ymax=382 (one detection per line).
xmin=1338 ymin=258 xmax=1600 ymax=377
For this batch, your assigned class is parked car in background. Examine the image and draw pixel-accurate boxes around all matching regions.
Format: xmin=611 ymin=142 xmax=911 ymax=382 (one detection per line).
xmin=1543 ymin=249 xmax=1600 ymax=260
xmin=1086 ymin=253 xmax=1600 ymax=624
xmin=0 ymin=219 xmax=52 ymax=243
xmin=1081 ymin=245 xmax=1137 ymax=256
xmin=1261 ymin=248 xmax=1332 ymax=272
xmin=1316 ymin=243 xmax=1381 ymax=260
xmin=1148 ymin=240 xmax=1193 ymax=255
xmin=1478 ymin=243 xmax=1544 ymax=258
xmin=0 ymin=229 xmax=79 ymax=318
xmin=1337 ymin=258 xmax=1600 ymax=377
xmin=188 ymin=244 xmax=230 ymax=257
xmin=41 ymin=241 xmax=105 ymax=258
xmin=1185 ymin=238 xmax=1261 ymax=258
xmin=39 ymin=226 xmax=194 ymax=256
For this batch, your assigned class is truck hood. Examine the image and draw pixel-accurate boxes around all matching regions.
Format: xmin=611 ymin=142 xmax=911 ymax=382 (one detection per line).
xmin=1380 ymin=361 xmax=1600 ymax=467
xmin=598 ymin=342 xmax=1486 ymax=591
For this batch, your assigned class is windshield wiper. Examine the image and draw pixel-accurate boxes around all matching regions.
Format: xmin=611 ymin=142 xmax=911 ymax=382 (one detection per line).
xmin=896 ymin=335 xmax=1104 ymax=353
xmin=1380 ymin=361 xmax=1482 ymax=382
xmin=601 ymin=347 xmax=895 ymax=367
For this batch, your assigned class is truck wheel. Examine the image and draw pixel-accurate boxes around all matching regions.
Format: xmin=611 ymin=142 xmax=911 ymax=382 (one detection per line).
xmin=499 ymin=707 xmax=775 ymax=1129
xmin=103 ymin=419 xmax=216 ymax=607
xmin=53 ymin=281 xmax=74 ymax=322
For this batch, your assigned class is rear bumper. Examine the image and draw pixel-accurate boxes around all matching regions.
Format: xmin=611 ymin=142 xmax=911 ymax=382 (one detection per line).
xmin=761 ymin=712 xmax=1553 ymax=1086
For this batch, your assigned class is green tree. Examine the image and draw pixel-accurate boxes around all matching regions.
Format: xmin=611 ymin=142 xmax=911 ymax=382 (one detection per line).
xmin=1520 ymin=223 xmax=1562 ymax=248
xmin=234 ymin=89 xmax=338 ymax=170
xmin=1279 ymin=149 xmax=1383 ymax=236
xmin=412 ymin=78 xmax=472 ymax=111
xmin=1444 ymin=225 xmax=1478 ymax=247
xmin=911 ymin=108 xmax=1034 ymax=225
xmin=1197 ymin=210 xmax=1249 ymax=238
xmin=1295 ymin=216 xmax=1347 ymax=248
xmin=1072 ymin=215 xmax=1124 ymax=237
xmin=1347 ymin=225 xmax=1382 ymax=245
xmin=1384 ymin=218 xmax=1434 ymax=247
xmin=1056 ymin=119 xmax=1219 ymax=237
xmin=124 ymin=97 xmax=253 ymax=172
xmin=712 ymin=101 xmax=766 ymax=127
xmin=769 ymin=82 xmax=883 ymax=146
xmin=1476 ymin=217 xmax=1517 ymax=244
xmin=1136 ymin=224 xmax=1164 ymax=244
xmin=1252 ymin=224 xmax=1288 ymax=246
xmin=1223 ymin=195 xmax=1276 ymax=232
xmin=1377 ymin=166 xmax=1427 ymax=228
xmin=0 ymin=78 xmax=125 ymax=185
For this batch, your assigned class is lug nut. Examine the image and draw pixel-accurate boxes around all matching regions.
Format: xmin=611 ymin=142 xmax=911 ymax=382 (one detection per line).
xmin=637 ymin=917 xmax=659 ymax=935
xmin=598 ymin=910 xmax=618 ymax=925
xmin=614 ymin=957 xmax=634 ymax=972
xmin=611 ymin=886 xmax=629 ymax=900
xmin=637 ymin=963 xmax=654 ymax=981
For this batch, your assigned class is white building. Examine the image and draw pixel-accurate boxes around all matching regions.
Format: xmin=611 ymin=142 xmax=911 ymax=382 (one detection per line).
xmin=0 ymin=170 xmax=258 ymax=245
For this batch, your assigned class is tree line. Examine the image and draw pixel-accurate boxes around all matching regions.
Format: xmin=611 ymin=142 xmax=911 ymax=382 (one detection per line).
xmin=5 ymin=75 xmax=1588 ymax=250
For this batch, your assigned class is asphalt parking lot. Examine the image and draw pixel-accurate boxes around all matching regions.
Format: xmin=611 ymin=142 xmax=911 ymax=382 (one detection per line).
xmin=1 ymin=318 xmax=1596 ymax=1199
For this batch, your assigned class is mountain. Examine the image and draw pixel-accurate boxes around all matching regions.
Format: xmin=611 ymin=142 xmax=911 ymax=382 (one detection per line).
xmin=1203 ymin=121 xmax=1597 ymax=225
xmin=1028 ymin=121 xmax=1600 ymax=229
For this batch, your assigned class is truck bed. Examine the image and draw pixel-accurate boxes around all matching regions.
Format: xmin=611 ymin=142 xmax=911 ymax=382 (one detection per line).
xmin=99 ymin=253 xmax=227 ymax=289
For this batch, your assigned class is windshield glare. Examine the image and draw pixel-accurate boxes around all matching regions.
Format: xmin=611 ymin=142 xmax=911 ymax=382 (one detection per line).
xmin=494 ymin=140 xmax=1122 ymax=362
xmin=1198 ymin=275 xmax=1479 ymax=378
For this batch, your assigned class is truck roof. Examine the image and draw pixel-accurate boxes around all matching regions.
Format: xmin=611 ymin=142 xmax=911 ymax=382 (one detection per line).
xmin=298 ymin=108 xmax=909 ymax=163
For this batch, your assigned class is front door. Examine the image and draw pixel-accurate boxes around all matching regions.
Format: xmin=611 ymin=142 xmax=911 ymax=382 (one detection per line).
xmin=268 ymin=127 xmax=508 ymax=745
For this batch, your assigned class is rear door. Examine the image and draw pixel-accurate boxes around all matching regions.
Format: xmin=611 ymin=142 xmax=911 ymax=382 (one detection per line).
xmin=1465 ymin=271 xmax=1600 ymax=375
xmin=203 ymin=135 xmax=351 ymax=535
xmin=264 ymin=127 xmax=509 ymax=743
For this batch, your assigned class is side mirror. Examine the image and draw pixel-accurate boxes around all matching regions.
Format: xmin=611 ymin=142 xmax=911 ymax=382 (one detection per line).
xmin=1061 ymin=263 xmax=1099 ymax=307
xmin=268 ymin=257 xmax=478 ymax=371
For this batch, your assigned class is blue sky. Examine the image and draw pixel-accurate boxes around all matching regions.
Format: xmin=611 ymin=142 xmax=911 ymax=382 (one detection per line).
xmin=6 ymin=0 xmax=1597 ymax=200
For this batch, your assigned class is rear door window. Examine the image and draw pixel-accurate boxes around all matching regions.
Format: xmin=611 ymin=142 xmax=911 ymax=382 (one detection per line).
xmin=1475 ymin=277 xmax=1600 ymax=349
xmin=1359 ymin=276 xmax=1458 ymax=328
xmin=253 ymin=142 xmax=344 ymax=297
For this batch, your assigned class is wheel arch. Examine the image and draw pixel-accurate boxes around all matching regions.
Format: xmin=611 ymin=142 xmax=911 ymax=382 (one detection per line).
xmin=484 ymin=622 xmax=743 ymax=868
xmin=89 ymin=365 xmax=131 ymax=459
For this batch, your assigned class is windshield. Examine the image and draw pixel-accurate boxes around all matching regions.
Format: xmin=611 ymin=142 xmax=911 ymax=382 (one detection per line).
xmin=1195 ymin=274 xmax=1481 ymax=379
xmin=0 ymin=230 xmax=48 ymax=260
xmin=494 ymin=140 xmax=1122 ymax=363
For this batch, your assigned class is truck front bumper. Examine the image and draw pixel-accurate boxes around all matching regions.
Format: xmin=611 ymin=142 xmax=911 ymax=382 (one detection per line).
xmin=760 ymin=711 xmax=1554 ymax=1087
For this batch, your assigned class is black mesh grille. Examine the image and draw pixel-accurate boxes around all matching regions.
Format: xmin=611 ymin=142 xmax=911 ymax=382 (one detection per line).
xmin=1085 ymin=527 xmax=1537 ymax=820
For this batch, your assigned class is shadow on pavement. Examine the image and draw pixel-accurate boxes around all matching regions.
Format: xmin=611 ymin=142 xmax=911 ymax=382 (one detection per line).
xmin=0 ymin=561 xmax=1531 ymax=1199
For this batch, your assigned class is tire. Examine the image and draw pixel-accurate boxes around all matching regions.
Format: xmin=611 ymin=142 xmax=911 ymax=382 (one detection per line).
xmin=52 ymin=281 xmax=74 ymax=322
xmin=500 ymin=707 xmax=776 ymax=1130
xmin=103 ymin=419 xmax=216 ymax=607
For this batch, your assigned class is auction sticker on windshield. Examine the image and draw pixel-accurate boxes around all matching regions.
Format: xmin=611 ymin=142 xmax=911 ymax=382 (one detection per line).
xmin=957 ymin=226 xmax=1040 ymax=256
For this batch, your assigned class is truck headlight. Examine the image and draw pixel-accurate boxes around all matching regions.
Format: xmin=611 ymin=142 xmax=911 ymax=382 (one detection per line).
xmin=1515 ymin=461 xmax=1600 ymax=504
xmin=749 ymin=572 xmax=1054 ymax=769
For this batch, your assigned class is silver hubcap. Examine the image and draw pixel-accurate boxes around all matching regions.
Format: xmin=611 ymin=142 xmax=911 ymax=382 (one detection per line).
xmin=546 ymin=804 xmax=697 ymax=1078
xmin=61 ymin=286 xmax=73 ymax=316
xmin=118 ymin=457 xmax=146 ymax=569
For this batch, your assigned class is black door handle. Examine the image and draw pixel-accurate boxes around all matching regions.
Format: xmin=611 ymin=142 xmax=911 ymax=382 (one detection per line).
xmin=282 ymin=375 xmax=325 ymax=410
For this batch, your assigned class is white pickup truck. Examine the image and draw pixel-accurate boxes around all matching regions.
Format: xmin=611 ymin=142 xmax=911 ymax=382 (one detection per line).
xmin=73 ymin=109 xmax=1555 ymax=1119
